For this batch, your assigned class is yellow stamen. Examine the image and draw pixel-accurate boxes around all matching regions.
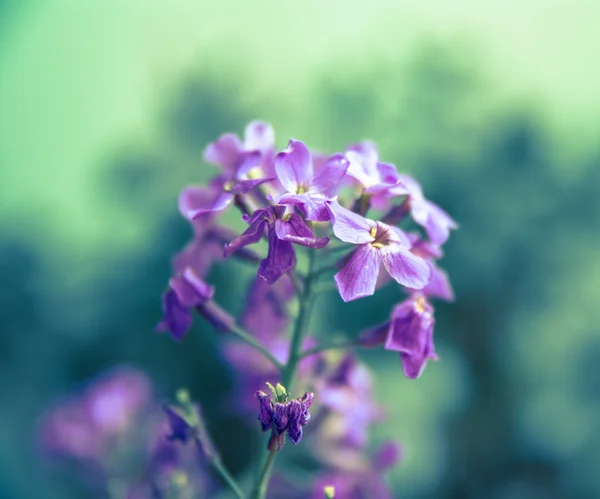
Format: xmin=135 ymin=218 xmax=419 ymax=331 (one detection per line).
xmin=246 ymin=167 xmax=262 ymax=179
xmin=415 ymin=296 xmax=426 ymax=314
xmin=223 ymin=180 xmax=235 ymax=192
xmin=296 ymin=185 xmax=307 ymax=194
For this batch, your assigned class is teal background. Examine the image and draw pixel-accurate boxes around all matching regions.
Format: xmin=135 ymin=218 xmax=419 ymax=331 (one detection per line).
xmin=1 ymin=1 xmax=600 ymax=497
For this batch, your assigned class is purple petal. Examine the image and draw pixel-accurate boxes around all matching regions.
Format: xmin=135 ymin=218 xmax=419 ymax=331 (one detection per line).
xmin=230 ymin=177 xmax=274 ymax=195
xmin=170 ymin=268 xmax=214 ymax=308
xmin=178 ymin=186 xmax=214 ymax=221
xmin=244 ymin=121 xmax=275 ymax=152
xmin=357 ymin=321 xmax=390 ymax=347
xmin=224 ymin=216 xmax=267 ymax=257
xmin=401 ymin=348 xmax=434 ymax=379
xmin=256 ymin=391 xmax=274 ymax=431
xmin=421 ymin=263 xmax=454 ymax=301
xmin=384 ymin=299 xmax=433 ymax=355
xmin=311 ymin=154 xmax=349 ymax=194
xmin=156 ymin=289 xmax=192 ymax=342
xmin=204 ymin=133 xmax=243 ymax=172
xmin=258 ymin=229 xmax=296 ymax=284
xmin=376 ymin=162 xmax=401 ymax=185
xmin=164 ymin=405 xmax=192 ymax=442
xmin=286 ymin=400 xmax=304 ymax=445
xmin=275 ymin=139 xmax=313 ymax=193
xmin=334 ymin=244 xmax=382 ymax=302
xmin=381 ymin=246 xmax=431 ymax=289
xmin=274 ymin=214 xmax=329 ymax=249
xmin=411 ymin=199 xmax=457 ymax=245
xmin=272 ymin=403 xmax=290 ymax=434
xmin=188 ymin=191 xmax=235 ymax=218
xmin=235 ymin=150 xmax=262 ymax=178
xmin=374 ymin=441 xmax=402 ymax=469
xmin=345 ymin=141 xmax=380 ymax=187
xmin=326 ymin=201 xmax=375 ymax=244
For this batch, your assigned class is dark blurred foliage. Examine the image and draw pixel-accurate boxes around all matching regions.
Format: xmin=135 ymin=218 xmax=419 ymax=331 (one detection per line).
xmin=2 ymin=43 xmax=600 ymax=498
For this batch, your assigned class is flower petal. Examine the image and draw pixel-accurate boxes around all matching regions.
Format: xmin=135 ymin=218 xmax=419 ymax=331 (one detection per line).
xmin=230 ymin=177 xmax=274 ymax=195
xmin=275 ymin=214 xmax=329 ymax=249
xmin=411 ymin=199 xmax=457 ymax=245
xmin=204 ymin=133 xmax=243 ymax=172
xmin=334 ymin=244 xmax=382 ymax=302
xmin=256 ymin=391 xmax=274 ymax=431
xmin=156 ymin=289 xmax=192 ymax=342
xmin=286 ymin=400 xmax=304 ymax=445
xmin=311 ymin=153 xmax=349 ymax=194
xmin=244 ymin=121 xmax=275 ymax=152
xmin=275 ymin=139 xmax=313 ymax=193
xmin=326 ymin=200 xmax=375 ymax=244
xmin=381 ymin=246 xmax=431 ymax=289
xmin=224 ymin=216 xmax=267 ymax=257
xmin=170 ymin=269 xmax=214 ymax=308
xmin=258 ymin=229 xmax=296 ymax=284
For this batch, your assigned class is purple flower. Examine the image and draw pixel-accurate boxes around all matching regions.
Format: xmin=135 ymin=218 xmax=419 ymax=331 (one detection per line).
xmin=179 ymin=121 xmax=276 ymax=218
xmin=397 ymin=174 xmax=458 ymax=245
xmin=39 ymin=367 xmax=152 ymax=462
xmin=273 ymin=139 xmax=349 ymax=221
xmin=345 ymin=141 xmax=408 ymax=210
xmin=256 ymin=390 xmax=314 ymax=449
xmin=156 ymin=269 xmax=234 ymax=341
xmin=164 ymin=405 xmax=195 ymax=443
xmin=385 ymin=294 xmax=438 ymax=379
xmin=315 ymin=354 xmax=382 ymax=448
xmin=241 ymin=276 xmax=294 ymax=339
xmin=325 ymin=200 xmax=431 ymax=302
xmin=407 ymin=235 xmax=454 ymax=301
xmin=225 ymin=206 xmax=329 ymax=284
xmin=156 ymin=268 xmax=214 ymax=341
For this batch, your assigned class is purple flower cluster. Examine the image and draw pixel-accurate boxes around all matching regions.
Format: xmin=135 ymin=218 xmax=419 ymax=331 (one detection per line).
xmin=158 ymin=121 xmax=455 ymax=379
xmin=38 ymin=367 xmax=210 ymax=498
xmin=39 ymin=122 xmax=457 ymax=498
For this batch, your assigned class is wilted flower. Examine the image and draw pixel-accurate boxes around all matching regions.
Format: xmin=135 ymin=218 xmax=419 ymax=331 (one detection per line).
xmin=326 ymin=200 xmax=431 ymax=302
xmin=256 ymin=385 xmax=314 ymax=450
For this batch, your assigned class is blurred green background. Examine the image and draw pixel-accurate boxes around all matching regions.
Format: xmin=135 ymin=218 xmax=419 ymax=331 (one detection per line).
xmin=1 ymin=1 xmax=600 ymax=498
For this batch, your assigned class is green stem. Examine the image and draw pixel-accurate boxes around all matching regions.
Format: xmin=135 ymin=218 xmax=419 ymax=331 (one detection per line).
xmin=209 ymin=457 xmax=246 ymax=499
xmin=229 ymin=323 xmax=285 ymax=371
xmin=250 ymin=249 xmax=318 ymax=499
xmin=298 ymin=339 xmax=357 ymax=359
xmin=250 ymin=450 xmax=277 ymax=499
xmin=281 ymin=248 xmax=317 ymax=389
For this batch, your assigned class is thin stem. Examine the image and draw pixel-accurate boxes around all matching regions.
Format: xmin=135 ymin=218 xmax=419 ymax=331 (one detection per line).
xmin=209 ymin=457 xmax=246 ymax=499
xmin=182 ymin=395 xmax=246 ymax=499
xmin=299 ymin=339 xmax=357 ymax=359
xmin=229 ymin=323 xmax=285 ymax=371
xmin=250 ymin=450 xmax=277 ymax=499
xmin=251 ymin=249 xmax=318 ymax=499
xmin=281 ymin=248 xmax=317 ymax=389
